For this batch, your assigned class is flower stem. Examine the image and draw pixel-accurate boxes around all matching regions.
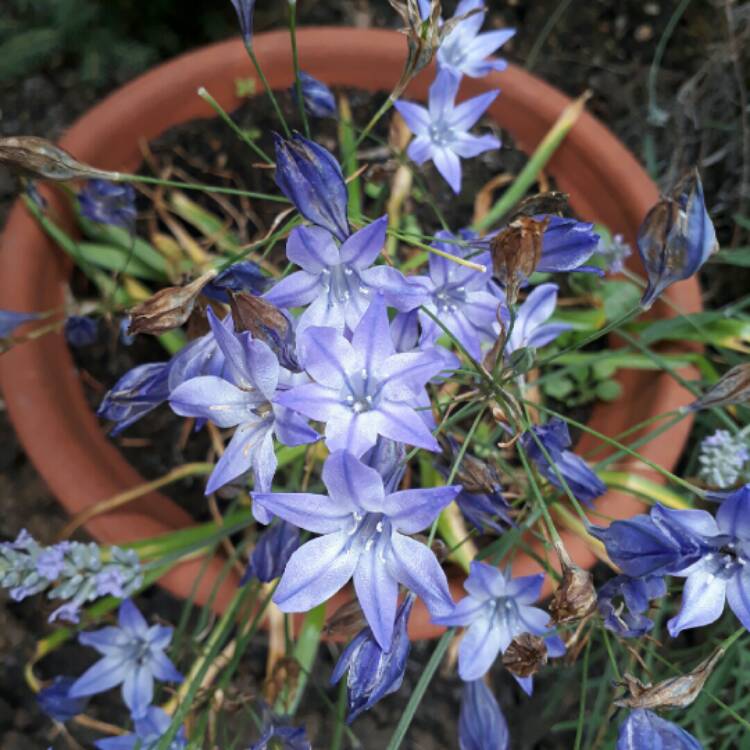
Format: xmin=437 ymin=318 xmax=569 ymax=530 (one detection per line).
xmin=197 ymin=86 xmax=274 ymax=165
xmin=288 ymin=2 xmax=311 ymax=139
xmin=246 ymin=42 xmax=292 ymax=138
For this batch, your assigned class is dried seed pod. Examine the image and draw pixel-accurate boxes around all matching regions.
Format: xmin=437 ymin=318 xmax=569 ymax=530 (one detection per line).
xmin=0 ymin=136 xmax=119 ymax=182
xmin=502 ymin=633 xmax=548 ymax=678
xmin=686 ymin=363 xmax=750 ymax=412
xmin=508 ymin=191 xmax=569 ymax=221
xmin=614 ymin=648 xmax=723 ymax=710
xmin=490 ymin=216 xmax=550 ymax=304
xmin=128 ymin=270 xmax=217 ymax=336
xmin=548 ymin=562 xmax=597 ymax=625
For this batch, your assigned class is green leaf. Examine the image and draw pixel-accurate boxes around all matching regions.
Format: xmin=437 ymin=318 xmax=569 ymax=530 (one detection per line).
xmin=542 ymin=374 xmax=575 ymax=400
xmin=75 ymin=243 xmax=165 ymax=281
xmin=601 ymin=280 xmax=641 ymax=320
xmin=0 ymin=28 xmax=60 ymax=82
xmin=595 ymin=379 xmax=623 ymax=401
xmin=711 ymin=248 xmax=750 ymax=267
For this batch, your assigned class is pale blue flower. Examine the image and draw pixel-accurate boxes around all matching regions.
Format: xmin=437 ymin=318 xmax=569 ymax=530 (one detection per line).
xmin=264 ymin=219 xmax=427 ymax=334
xmin=394 ymin=69 xmax=500 ymax=193
xmin=617 ymin=709 xmax=702 ymax=750
xmin=95 ymin=707 xmax=187 ymax=750
xmin=459 ymin=680 xmax=509 ymax=750
xmin=433 ymin=561 xmax=563 ymax=691
xmin=275 ymin=295 xmax=447 ymax=457
xmin=437 ymin=0 xmax=515 ymax=79
xmin=169 ymin=308 xmax=318 ymax=498
xmin=70 ymin=599 xmax=183 ymax=719
xmin=504 ymin=283 xmax=571 ymax=356
xmin=253 ymin=450 xmax=459 ymax=649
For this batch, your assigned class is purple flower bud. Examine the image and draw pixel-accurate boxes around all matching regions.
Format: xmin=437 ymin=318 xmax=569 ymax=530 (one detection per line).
xmin=249 ymin=705 xmax=311 ymax=750
xmin=98 ymin=361 xmax=172 ymax=436
xmin=638 ymin=169 xmax=717 ymax=310
xmin=203 ymin=260 xmax=270 ymax=303
xmin=520 ymin=418 xmax=606 ymax=507
xmin=37 ymin=676 xmax=88 ymax=723
xmin=230 ymin=0 xmax=256 ymax=44
xmin=78 ymin=179 xmax=137 ymax=230
xmin=598 ymin=574 xmax=666 ymax=638
xmin=331 ymin=594 xmax=414 ymax=723
xmin=295 ymin=72 xmax=337 ymax=119
xmin=64 ymin=315 xmax=98 ymax=348
xmin=242 ymin=521 xmax=300 ymax=584
xmin=458 ymin=680 xmax=510 ymax=750
xmin=616 ymin=709 xmax=702 ymax=750
xmin=273 ymin=133 xmax=350 ymax=242
xmin=0 ymin=309 xmax=40 ymax=339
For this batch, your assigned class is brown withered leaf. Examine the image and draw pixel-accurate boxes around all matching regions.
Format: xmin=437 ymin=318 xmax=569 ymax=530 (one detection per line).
xmin=614 ymin=648 xmax=723 ymax=710
xmin=502 ymin=633 xmax=548 ymax=678
xmin=324 ymin=598 xmax=367 ymax=639
xmin=508 ymin=191 xmax=570 ymax=221
xmin=687 ymin=363 xmax=750 ymax=412
xmin=0 ymin=136 xmax=120 ymax=182
xmin=128 ymin=269 xmax=217 ymax=336
xmin=490 ymin=215 xmax=550 ymax=304
xmin=548 ymin=563 xmax=597 ymax=625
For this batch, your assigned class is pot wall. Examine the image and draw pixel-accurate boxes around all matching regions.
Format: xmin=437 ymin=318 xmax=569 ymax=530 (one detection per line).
xmin=0 ymin=28 xmax=701 ymax=639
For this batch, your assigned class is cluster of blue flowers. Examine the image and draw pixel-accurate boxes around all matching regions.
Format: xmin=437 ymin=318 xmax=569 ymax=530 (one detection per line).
xmin=2 ymin=2 xmax=727 ymax=747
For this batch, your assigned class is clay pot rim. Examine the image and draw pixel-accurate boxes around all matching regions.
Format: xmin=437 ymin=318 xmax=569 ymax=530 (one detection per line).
xmin=0 ymin=27 xmax=702 ymax=640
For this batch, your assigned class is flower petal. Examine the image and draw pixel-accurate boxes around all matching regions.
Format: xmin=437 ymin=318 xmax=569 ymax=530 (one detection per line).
xmin=458 ymin=616 xmax=504 ymax=681
xmin=322 ymin=450 xmax=385 ymax=513
xmin=122 ymin=665 xmax=153 ymax=719
xmin=667 ymin=567 xmax=727 ymax=636
xmin=372 ymin=400 xmax=440 ymax=452
xmin=264 ymin=270 xmax=322 ymax=308
xmin=298 ymin=326 xmax=355 ymax=387
xmin=339 ymin=215 xmax=388 ymax=269
xmin=170 ymin=376 xmax=260 ymax=428
xmin=393 ymin=101 xmax=431 ymax=136
xmin=433 ymin=148 xmax=462 ymax=194
xmin=274 ymin=532 xmax=359 ymax=611
xmin=69 ymin=657 xmax=129 ymax=698
xmin=353 ymin=539 xmax=399 ymax=650
xmin=205 ymin=418 xmax=273 ymax=494
xmin=384 ymin=486 xmax=460 ymax=534
xmin=252 ymin=490 xmax=356 ymax=534
xmin=286 ymin=225 xmax=339 ymax=273
xmin=274 ymin=382 xmax=347 ymax=422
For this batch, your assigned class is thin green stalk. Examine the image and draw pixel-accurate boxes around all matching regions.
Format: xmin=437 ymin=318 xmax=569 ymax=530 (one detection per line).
xmin=115 ymin=173 xmax=287 ymax=202
xmin=198 ymin=86 xmax=274 ymax=165
xmin=517 ymin=442 xmax=565 ymax=546
xmin=573 ymin=639 xmax=592 ymax=750
xmin=525 ymin=0 xmax=573 ymax=70
xmin=355 ymin=96 xmax=394 ymax=149
xmin=246 ymin=42 xmax=292 ymax=138
xmin=331 ymin=680 xmax=348 ymax=750
xmin=288 ymin=2 xmax=311 ymax=138
xmin=384 ymin=629 xmax=454 ymax=750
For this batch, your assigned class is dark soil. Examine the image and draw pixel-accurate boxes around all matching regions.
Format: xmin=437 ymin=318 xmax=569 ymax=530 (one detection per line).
xmin=0 ymin=1 xmax=746 ymax=748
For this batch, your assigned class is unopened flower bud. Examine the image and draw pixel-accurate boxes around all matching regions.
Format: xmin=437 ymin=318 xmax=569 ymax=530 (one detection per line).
xmin=0 ymin=136 xmax=118 ymax=182
xmin=128 ymin=270 xmax=217 ymax=336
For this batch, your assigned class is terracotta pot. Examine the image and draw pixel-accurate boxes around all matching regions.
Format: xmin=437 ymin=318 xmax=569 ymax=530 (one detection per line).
xmin=0 ymin=28 xmax=701 ymax=639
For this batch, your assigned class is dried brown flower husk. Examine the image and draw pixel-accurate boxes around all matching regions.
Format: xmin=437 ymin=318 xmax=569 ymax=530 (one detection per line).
xmin=229 ymin=291 xmax=290 ymax=343
xmin=502 ymin=633 xmax=549 ymax=678
xmin=614 ymin=648 xmax=723 ymax=710
xmin=0 ymin=136 xmax=119 ymax=181
xmin=388 ymin=1 xmax=481 ymax=99
xmin=687 ymin=363 xmax=750 ymax=412
xmin=438 ymin=435 xmax=502 ymax=495
xmin=490 ymin=216 xmax=550 ymax=304
xmin=548 ymin=562 xmax=597 ymax=625
xmin=508 ymin=191 xmax=569 ymax=221
xmin=128 ymin=270 xmax=217 ymax=335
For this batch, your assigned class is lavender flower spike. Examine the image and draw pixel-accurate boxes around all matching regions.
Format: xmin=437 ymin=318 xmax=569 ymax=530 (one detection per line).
xmin=459 ymin=680 xmax=510 ymax=750
xmin=69 ymin=599 xmax=182 ymax=720
xmin=395 ymin=68 xmax=500 ymax=193
xmin=438 ymin=0 xmax=516 ymax=79
xmin=275 ymin=295 xmax=447 ymax=457
xmin=273 ymin=133 xmax=349 ymax=241
xmin=617 ymin=709 xmax=702 ymax=750
xmin=264 ymin=218 xmax=427 ymax=333
xmin=169 ymin=308 xmax=318 ymax=497
xmin=433 ymin=561 xmax=564 ymax=690
xmin=638 ymin=169 xmax=717 ymax=310
xmin=331 ymin=594 xmax=415 ymax=722
xmin=253 ymin=450 xmax=460 ymax=649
